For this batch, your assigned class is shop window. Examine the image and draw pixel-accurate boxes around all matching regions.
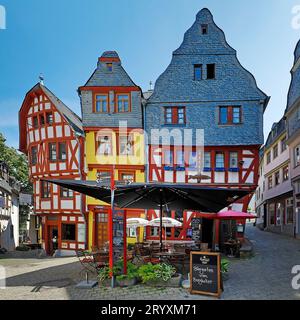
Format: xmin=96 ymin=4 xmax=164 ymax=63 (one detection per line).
xmin=276 ymin=203 xmax=282 ymax=226
xmin=207 ymin=64 xmax=215 ymax=79
xmin=194 ymin=65 xmax=202 ymax=81
xmin=61 ymin=224 xmax=76 ymax=241
xmin=96 ymin=135 xmax=112 ymax=155
xmin=48 ymin=143 xmax=57 ymax=161
xmin=95 ymin=94 xmax=109 ymax=113
xmin=119 ymin=135 xmax=134 ymax=155
xmin=286 ymin=198 xmax=294 ymax=224
xmin=31 ymin=146 xmax=38 ymax=165
xmin=60 ymin=187 xmax=73 ymax=199
xmin=58 ymin=142 xmax=67 ymax=161
xmin=269 ymin=203 xmax=275 ymax=225
xmin=117 ymin=94 xmax=130 ymax=112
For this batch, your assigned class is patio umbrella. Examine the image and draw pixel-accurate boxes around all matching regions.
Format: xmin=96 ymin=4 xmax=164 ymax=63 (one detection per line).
xmin=126 ymin=218 xmax=149 ymax=242
xmin=43 ymin=180 xmax=250 ymax=251
xmin=126 ymin=218 xmax=149 ymax=227
xmin=149 ymin=217 xmax=183 ymax=246
xmin=148 ymin=217 xmax=182 ymax=227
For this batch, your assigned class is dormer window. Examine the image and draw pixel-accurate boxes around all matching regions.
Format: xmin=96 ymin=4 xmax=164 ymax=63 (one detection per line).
xmin=106 ymin=63 xmax=113 ymax=72
xmin=201 ymin=24 xmax=208 ymax=35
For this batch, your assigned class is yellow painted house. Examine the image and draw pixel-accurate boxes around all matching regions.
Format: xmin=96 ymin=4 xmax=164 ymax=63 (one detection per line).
xmin=78 ymin=51 xmax=145 ymax=250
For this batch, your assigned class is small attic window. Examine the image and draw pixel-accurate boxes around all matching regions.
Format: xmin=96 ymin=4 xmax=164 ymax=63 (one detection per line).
xmin=106 ymin=63 xmax=113 ymax=72
xmin=201 ymin=24 xmax=208 ymax=35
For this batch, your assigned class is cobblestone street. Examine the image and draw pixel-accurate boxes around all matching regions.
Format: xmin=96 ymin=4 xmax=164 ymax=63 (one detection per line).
xmin=0 ymin=224 xmax=300 ymax=300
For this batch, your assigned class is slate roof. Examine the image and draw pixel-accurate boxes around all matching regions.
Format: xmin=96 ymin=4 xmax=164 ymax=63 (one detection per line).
xmin=265 ymin=117 xmax=286 ymax=149
xmin=83 ymin=51 xmax=137 ymax=87
xmin=286 ymin=39 xmax=300 ymax=112
xmin=19 ymin=83 xmax=83 ymax=153
xmin=148 ymin=8 xmax=268 ymax=104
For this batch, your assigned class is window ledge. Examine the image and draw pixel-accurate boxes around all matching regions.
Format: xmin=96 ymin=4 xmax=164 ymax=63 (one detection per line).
xmin=215 ymin=168 xmax=226 ymax=172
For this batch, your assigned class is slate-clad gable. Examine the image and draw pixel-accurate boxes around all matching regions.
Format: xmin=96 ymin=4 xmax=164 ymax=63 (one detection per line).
xmin=286 ymin=40 xmax=300 ymax=112
xmin=146 ymin=8 xmax=269 ymax=146
xmin=148 ymin=8 xmax=267 ymax=103
xmin=84 ymin=51 xmax=136 ymax=87
xmin=80 ymin=51 xmax=143 ymax=129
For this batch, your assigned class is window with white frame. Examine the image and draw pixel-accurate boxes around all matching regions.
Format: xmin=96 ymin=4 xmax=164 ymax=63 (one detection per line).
xmin=119 ymin=135 xmax=134 ymax=155
xmin=204 ymin=152 xmax=211 ymax=169
xmin=229 ymin=152 xmax=238 ymax=168
xmin=97 ymin=135 xmax=112 ymax=155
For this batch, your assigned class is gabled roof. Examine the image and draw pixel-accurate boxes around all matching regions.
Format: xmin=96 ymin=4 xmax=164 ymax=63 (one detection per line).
xmin=19 ymin=83 xmax=83 ymax=153
xmin=264 ymin=117 xmax=286 ymax=149
xmin=82 ymin=51 xmax=137 ymax=87
xmin=148 ymin=8 xmax=269 ymax=105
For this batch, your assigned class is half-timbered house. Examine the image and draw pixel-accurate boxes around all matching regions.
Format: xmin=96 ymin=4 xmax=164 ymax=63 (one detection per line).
xmin=78 ymin=51 xmax=145 ymax=250
xmin=19 ymin=83 xmax=86 ymax=255
xmin=145 ymin=8 xmax=269 ymax=245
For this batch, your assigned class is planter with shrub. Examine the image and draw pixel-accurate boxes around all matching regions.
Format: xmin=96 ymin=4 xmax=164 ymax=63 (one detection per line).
xmin=138 ymin=263 xmax=182 ymax=287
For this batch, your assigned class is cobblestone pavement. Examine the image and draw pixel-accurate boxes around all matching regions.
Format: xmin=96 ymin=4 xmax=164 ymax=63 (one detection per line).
xmin=0 ymin=224 xmax=300 ymax=300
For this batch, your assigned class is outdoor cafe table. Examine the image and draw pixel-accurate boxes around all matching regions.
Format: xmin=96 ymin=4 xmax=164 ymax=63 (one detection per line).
xmin=152 ymin=252 xmax=186 ymax=273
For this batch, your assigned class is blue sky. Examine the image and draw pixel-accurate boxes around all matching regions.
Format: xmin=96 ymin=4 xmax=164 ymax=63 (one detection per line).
xmin=0 ymin=0 xmax=299 ymax=148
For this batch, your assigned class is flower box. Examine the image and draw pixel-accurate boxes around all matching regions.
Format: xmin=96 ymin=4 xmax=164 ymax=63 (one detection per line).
xmin=116 ymin=277 xmax=138 ymax=287
xmin=144 ymin=273 xmax=183 ymax=288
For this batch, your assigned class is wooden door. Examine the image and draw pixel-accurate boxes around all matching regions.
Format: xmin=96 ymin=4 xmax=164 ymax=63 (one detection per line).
xmin=96 ymin=213 xmax=108 ymax=249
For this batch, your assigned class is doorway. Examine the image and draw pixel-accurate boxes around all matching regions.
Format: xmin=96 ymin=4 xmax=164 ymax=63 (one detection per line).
xmin=47 ymin=225 xmax=58 ymax=255
xmin=201 ymin=218 xmax=214 ymax=248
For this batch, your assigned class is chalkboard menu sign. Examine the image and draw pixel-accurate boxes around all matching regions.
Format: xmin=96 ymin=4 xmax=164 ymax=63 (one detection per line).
xmin=113 ymin=209 xmax=124 ymax=262
xmin=190 ymin=252 xmax=221 ymax=297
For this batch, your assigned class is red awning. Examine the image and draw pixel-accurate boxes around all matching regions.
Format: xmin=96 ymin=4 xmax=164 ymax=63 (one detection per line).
xmin=214 ymin=210 xmax=256 ymax=220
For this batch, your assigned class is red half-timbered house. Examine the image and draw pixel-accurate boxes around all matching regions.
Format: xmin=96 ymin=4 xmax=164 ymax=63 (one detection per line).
xmin=19 ymin=82 xmax=86 ymax=255
xmin=144 ymin=9 xmax=269 ymax=245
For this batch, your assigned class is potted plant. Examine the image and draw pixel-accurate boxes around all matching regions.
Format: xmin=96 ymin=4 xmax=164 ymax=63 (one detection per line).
xmin=114 ymin=260 xmax=139 ymax=287
xmin=138 ymin=263 xmax=182 ymax=287
xmin=97 ymin=265 xmax=113 ymax=287
xmin=221 ymin=258 xmax=230 ymax=281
